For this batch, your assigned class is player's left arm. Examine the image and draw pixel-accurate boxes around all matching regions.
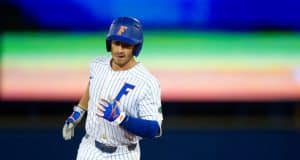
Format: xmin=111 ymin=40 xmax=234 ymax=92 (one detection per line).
xmin=96 ymin=81 xmax=163 ymax=139
xmin=96 ymin=99 xmax=162 ymax=139
xmin=119 ymin=114 xmax=162 ymax=139
xmin=125 ymin=80 xmax=163 ymax=139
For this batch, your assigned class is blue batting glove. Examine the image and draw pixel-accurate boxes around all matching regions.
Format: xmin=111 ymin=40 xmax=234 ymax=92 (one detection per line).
xmin=96 ymin=98 xmax=126 ymax=125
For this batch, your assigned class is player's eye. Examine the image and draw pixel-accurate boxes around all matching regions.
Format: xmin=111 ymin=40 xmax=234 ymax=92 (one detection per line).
xmin=112 ymin=41 xmax=133 ymax=49
xmin=121 ymin=43 xmax=132 ymax=49
xmin=112 ymin=41 xmax=121 ymax=46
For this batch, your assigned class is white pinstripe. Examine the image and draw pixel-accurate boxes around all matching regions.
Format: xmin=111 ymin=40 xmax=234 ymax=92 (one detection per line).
xmin=76 ymin=55 xmax=163 ymax=160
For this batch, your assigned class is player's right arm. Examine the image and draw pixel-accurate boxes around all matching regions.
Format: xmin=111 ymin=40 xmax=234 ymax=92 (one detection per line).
xmin=77 ymin=82 xmax=90 ymax=110
xmin=62 ymin=83 xmax=90 ymax=140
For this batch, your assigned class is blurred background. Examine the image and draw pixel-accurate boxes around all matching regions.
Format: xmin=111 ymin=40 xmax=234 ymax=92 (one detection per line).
xmin=1 ymin=0 xmax=300 ymax=159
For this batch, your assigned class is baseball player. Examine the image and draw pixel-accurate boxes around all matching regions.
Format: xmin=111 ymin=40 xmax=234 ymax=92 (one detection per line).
xmin=62 ymin=17 xmax=163 ymax=160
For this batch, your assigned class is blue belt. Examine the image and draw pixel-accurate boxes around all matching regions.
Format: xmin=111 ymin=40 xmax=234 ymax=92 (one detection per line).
xmin=84 ymin=134 xmax=137 ymax=153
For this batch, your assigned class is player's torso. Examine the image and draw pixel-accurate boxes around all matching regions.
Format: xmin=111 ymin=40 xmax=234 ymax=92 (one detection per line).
xmin=89 ymin=71 xmax=143 ymax=116
xmin=86 ymin=58 xmax=146 ymax=145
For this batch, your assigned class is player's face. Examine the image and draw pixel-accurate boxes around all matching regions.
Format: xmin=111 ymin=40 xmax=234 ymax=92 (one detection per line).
xmin=110 ymin=40 xmax=136 ymax=70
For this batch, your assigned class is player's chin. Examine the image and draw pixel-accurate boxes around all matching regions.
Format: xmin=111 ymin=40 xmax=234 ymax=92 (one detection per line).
xmin=113 ymin=57 xmax=127 ymax=66
xmin=114 ymin=56 xmax=127 ymax=62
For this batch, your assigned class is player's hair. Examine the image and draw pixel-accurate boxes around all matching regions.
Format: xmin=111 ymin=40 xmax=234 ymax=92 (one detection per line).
xmin=106 ymin=17 xmax=143 ymax=57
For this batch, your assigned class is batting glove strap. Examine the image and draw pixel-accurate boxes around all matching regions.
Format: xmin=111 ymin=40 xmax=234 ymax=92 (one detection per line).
xmin=112 ymin=112 xmax=126 ymax=126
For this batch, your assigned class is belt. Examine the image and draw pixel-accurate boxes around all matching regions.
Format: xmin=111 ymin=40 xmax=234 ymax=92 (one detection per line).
xmin=84 ymin=134 xmax=137 ymax=153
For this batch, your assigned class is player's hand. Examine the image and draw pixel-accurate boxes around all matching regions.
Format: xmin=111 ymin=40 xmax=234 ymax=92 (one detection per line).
xmin=96 ymin=98 xmax=126 ymax=125
xmin=62 ymin=105 xmax=86 ymax=140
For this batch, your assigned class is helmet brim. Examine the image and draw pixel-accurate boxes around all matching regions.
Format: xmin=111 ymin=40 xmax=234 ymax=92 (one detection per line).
xmin=107 ymin=35 xmax=140 ymax=45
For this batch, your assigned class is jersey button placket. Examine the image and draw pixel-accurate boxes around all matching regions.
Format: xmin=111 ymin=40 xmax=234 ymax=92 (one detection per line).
xmin=101 ymin=69 xmax=113 ymax=141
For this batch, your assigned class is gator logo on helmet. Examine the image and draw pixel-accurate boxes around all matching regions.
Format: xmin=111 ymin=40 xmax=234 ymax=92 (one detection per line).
xmin=117 ymin=25 xmax=128 ymax=35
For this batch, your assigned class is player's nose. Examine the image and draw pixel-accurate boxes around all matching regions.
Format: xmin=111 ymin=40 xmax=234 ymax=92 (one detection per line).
xmin=116 ymin=45 xmax=126 ymax=54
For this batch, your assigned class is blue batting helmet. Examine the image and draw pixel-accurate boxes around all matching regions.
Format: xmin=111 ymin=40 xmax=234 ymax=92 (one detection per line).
xmin=106 ymin=17 xmax=143 ymax=57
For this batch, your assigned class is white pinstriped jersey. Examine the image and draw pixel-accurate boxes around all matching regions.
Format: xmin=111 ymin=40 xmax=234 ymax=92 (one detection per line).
xmin=85 ymin=55 xmax=163 ymax=146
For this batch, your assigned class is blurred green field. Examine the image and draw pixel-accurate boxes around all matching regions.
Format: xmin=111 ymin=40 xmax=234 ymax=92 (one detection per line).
xmin=3 ymin=31 xmax=300 ymax=71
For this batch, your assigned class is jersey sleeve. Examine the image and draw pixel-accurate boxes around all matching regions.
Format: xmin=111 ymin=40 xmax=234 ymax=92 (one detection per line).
xmin=137 ymin=79 xmax=163 ymax=124
xmin=89 ymin=56 xmax=109 ymax=79
xmin=89 ymin=56 xmax=100 ymax=78
xmin=89 ymin=61 xmax=96 ymax=80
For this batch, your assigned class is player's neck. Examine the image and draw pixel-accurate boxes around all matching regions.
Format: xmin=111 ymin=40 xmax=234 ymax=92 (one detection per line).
xmin=111 ymin=58 xmax=137 ymax=71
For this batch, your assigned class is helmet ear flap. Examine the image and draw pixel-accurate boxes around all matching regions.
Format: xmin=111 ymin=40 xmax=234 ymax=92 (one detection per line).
xmin=133 ymin=44 xmax=142 ymax=57
xmin=106 ymin=40 xmax=111 ymax=52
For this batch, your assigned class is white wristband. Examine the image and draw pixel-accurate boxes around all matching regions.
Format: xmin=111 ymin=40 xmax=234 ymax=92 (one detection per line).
xmin=74 ymin=105 xmax=86 ymax=114
xmin=113 ymin=112 xmax=126 ymax=125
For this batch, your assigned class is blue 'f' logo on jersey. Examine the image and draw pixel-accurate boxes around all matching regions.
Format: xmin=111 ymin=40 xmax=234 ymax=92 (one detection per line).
xmin=115 ymin=83 xmax=135 ymax=101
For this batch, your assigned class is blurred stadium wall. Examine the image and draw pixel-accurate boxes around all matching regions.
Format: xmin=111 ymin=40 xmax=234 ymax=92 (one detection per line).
xmin=1 ymin=0 xmax=300 ymax=160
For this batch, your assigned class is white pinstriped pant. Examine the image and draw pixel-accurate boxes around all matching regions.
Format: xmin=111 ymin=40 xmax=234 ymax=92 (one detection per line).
xmin=76 ymin=135 xmax=140 ymax=160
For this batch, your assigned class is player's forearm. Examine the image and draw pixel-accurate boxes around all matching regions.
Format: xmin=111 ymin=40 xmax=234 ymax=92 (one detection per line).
xmin=120 ymin=115 xmax=161 ymax=139
xmin=77 ymin=83 xmax=90 ymax=111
